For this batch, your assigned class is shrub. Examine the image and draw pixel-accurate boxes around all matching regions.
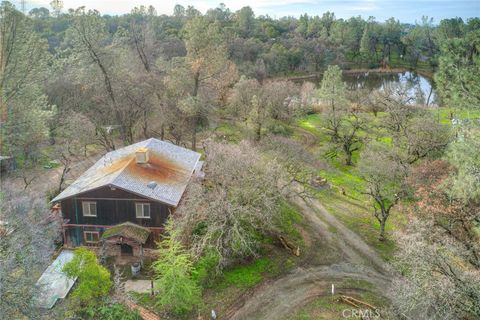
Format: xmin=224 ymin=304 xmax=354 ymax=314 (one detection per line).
xmin=63 ymin=248 xmax=112 ymax=307
xmin=192 ymin=251 xmax=220 ymax=287
xmin=268 ymin=121 xmax=293 ymax=136
xmin=82 ymin=303 xmax=141 ymax=320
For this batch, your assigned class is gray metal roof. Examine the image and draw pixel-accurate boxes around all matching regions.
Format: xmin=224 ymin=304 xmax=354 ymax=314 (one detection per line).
xmin=51 ymin=138 xmax=201 ymax=207
xmin=34 ymin=250 xmax=76 ymax=309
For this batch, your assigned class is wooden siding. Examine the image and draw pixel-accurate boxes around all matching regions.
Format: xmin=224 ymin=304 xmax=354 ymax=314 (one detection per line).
xmin=60 ymin=186 xmax=171 ymax=228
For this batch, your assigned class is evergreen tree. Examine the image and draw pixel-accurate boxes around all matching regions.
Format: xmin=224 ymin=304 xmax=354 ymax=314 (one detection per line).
xmin=152 ymin=219 xmax=201 ymax=315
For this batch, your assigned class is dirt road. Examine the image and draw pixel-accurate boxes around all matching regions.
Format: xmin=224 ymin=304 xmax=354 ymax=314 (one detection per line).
xmin=228 ymin=196 xmax=392 ymax=320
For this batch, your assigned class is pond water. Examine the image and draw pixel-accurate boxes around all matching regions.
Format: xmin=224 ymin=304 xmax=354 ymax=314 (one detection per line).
xmin=342 ymin=71 xmax=437 ymax=106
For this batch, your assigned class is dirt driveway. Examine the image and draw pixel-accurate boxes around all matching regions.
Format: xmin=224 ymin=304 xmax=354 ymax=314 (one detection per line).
xmin=228 ymin=196 xmax=392 ymax=320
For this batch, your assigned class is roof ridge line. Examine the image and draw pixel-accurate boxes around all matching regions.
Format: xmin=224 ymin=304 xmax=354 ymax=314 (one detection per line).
xmin=109 ymin=155 xmax=135 ymax=186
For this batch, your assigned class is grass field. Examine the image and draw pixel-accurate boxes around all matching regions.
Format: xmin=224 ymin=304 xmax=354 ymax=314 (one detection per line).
xmin=294 ymin=112 xmax=410 ymax=260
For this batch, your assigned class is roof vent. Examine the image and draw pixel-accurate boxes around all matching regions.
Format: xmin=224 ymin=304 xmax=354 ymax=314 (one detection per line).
xmin=147 ymin=181 xmax=157 ymax=189
xmin=135 ymin=147 xmax=149 ymax=164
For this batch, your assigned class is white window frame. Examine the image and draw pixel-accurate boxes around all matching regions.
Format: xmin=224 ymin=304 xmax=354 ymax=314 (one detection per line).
xmin=84 ymin=231 xmax=100 ymax=243
xmin=82 ymin=201 xmax=97 ymax=217
xmin=135 ymin=203 xmax=151 ymax=219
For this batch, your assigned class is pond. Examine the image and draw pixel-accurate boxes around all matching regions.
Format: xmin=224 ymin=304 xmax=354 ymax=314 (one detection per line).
xmin=342 ymin=71 xmax=437 ymax=106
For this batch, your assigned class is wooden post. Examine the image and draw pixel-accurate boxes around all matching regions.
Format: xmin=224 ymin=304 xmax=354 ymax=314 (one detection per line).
xmin=140 ymin=244 xmax=144 ymax=267
xmin=62 ymin=227 xmax=67 ymax=247
xmin=100 ymin=240 xmax=106 ymax=264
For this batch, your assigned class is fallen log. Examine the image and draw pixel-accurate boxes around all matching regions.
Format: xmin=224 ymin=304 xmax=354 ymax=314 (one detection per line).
xmin=278 ymin=235 xmax=300 ymax=256
xmin=339 ymin=296 xmax=360 ymax=308
xmin=339 ymin=295 xmax=377 ymax=310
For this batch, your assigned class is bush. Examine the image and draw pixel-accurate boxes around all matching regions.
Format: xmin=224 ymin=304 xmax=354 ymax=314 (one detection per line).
xmin=192 ymin=251 xmax=220 ymax=287
xmin=82 ymin=303 xmax=141 ymax=320
xmin=268 ymin=121 xmax=293 ymax=136
xmin=63 ymin=248 xmax=112 ymax=307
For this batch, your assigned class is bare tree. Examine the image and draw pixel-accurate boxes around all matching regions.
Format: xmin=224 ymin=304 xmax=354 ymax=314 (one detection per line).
xmin=359 ymin=143 xmax=409 ymax=240
xmin=0 ymin=188 xmax=60 ymax=319
xmin=403 ymin=116 xmax=451 ymax=164
xmin=175 ymin=141 xmax=288 ymax=268
xmin=227 ymin=78 xmax=300 ymax=141
xmin=52 ymin=112 xmax=96 ymax=194
xmin=68 ymin=8 xmax=130 ymax=145
xmin=324 ymin=111 xmax=366 ymax=165
xmin=390 ymin=219 xmax=480 ymax=319
xmin=372 ymin=83 xmax=419 ymax=136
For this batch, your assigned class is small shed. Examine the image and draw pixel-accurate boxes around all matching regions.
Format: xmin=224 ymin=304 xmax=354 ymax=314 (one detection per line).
xmin=101 ymin=222 xmax=151 ymax=263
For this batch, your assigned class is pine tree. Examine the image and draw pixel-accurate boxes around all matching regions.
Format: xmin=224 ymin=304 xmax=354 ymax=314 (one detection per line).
xmin=152 ymin=219 xmax=201 ymax=315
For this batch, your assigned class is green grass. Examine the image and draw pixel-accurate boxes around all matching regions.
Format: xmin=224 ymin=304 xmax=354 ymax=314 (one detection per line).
xmin=213 ymin=122 xmax=245 ymax=143
xmin=215 ymin=257 xmax=273 ymax=289
xmin=200 ymin=246 xmax=298 ymax=319
xmin=298 ymin=114 xmax=323 ymax=131
xmin=435 ymin=107 xmax=480 ymax=125
xmin=317 ymin=189 xmax=404 ymax=261
xmin=318 ymin=156 xmax=366 ymax=200
xmin=277 ymin=201 xmax=304 ymax=245
xmin=295 ymin=112 xmax=408 ymax=260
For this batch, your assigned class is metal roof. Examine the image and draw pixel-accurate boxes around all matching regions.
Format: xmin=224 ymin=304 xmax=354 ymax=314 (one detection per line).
xmin=51 ymin=138 xmax=201 ymax=207
xmin=34 ymin=250 xmax=77 ymax=309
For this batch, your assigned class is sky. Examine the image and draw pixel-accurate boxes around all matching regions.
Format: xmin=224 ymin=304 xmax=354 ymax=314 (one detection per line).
xmin=13 ymin=0 xmax=480 ymax=23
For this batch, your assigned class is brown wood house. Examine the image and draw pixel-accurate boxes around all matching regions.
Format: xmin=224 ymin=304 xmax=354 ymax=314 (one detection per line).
xmin=51 ymin=138 xmax=202 ymax=257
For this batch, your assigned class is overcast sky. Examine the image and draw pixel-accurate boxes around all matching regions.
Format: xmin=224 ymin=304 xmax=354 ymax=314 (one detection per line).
xmin=13 ymin=0 xmax=480 ymax=23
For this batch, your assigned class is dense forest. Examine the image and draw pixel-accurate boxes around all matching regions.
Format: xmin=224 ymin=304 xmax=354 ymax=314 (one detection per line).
xmin=2 ymin=1 xmax=478 ymax=157
xmin=1 ymin=1 xmax=480 ymax=319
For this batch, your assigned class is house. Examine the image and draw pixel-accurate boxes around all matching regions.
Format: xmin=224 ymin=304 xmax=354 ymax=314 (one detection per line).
xmin=51 ymin=138 xmax=202 ymax=257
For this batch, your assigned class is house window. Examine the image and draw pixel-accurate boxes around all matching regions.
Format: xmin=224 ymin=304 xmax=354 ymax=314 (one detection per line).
xmin=136 ymin=203 xmax=151 ymax=219
xmin=82 ymin=201 xmax=97 ymax=217
xmin=84 ymin=231 xmax=100 ymax=243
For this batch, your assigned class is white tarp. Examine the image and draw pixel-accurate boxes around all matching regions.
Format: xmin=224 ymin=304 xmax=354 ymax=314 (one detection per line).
xmin=34 ymin=250 xmax=77 ymax=309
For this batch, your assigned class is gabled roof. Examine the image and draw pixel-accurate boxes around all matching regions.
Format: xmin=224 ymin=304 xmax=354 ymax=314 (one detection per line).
xmin=101 ymin=222 xmax=151 ymax=244
xmin=51 ymin=138 xmax=201 ymax=207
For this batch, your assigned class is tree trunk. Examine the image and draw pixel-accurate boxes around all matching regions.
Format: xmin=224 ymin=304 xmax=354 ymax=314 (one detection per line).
xmin=58 ymin=155 xmax=71 ymax=194
xmin=345 ymin=148 xmax=353 ymax=166
xmin=191 ymin=71 xmax=200 ymax=150
xmin=379 ymin=219 xmax=386 ymax=241
xmin=191 ymin=123 xmax=197 ymax=151
xmin=142 ymin=108 xmax=148 ymax=139
xmin=80 ymin=31 xmax=128 ymax=145
xmin=255 ymin=120 xmax=262 ymax=142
